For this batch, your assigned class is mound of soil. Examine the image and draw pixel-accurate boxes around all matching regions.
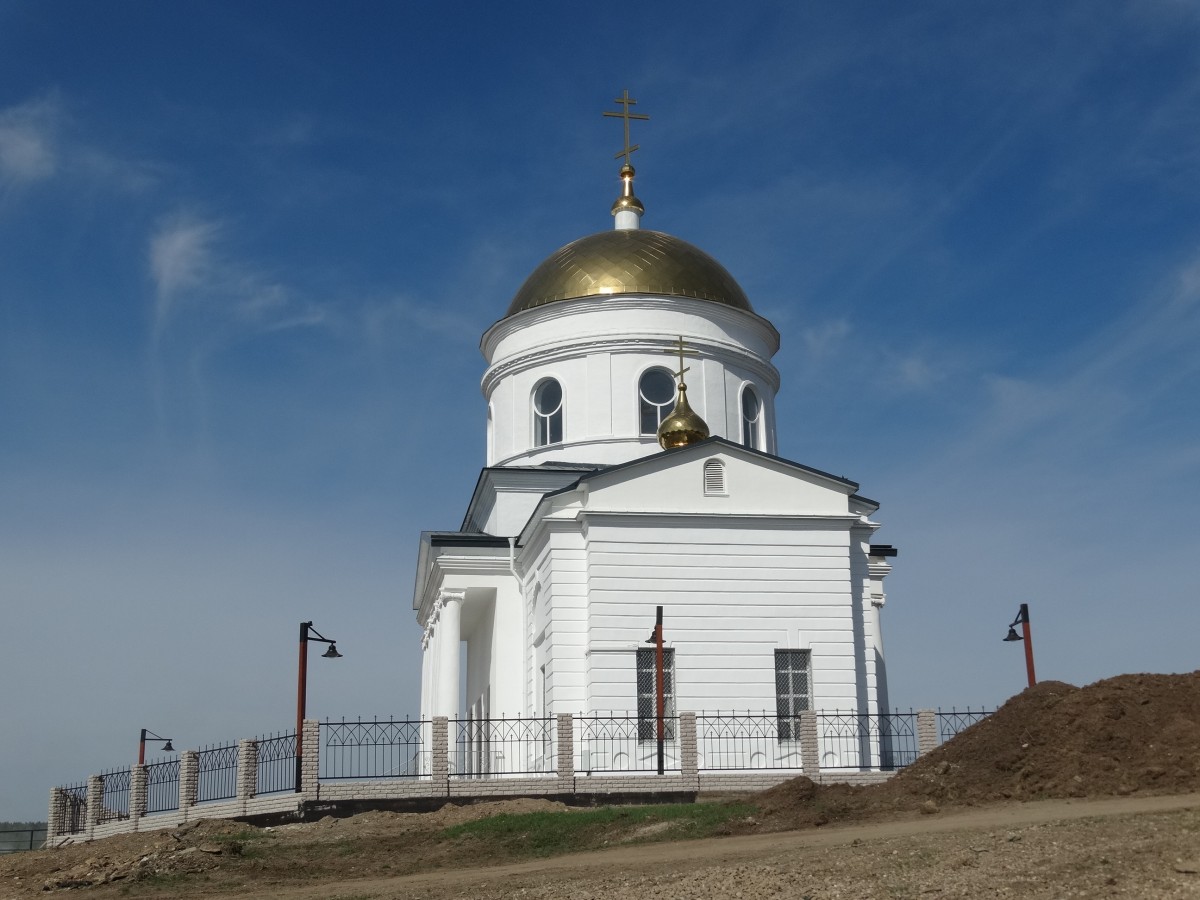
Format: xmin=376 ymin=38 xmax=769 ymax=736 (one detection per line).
xmin=757 ymin=671 xmax=1200 ymax=828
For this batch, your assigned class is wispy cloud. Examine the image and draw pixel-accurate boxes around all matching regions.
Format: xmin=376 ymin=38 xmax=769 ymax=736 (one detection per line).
xmin=0 ymin=94 xmax=58 ymax=190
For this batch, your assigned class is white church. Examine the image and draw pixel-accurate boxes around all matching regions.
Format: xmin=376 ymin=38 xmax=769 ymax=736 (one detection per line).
xmin=415 ymin=97 xmax=897 ymax=737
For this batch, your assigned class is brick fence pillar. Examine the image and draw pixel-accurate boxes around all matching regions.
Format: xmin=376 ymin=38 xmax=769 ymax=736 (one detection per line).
xmin=85 ymin=775 xmax=103 ymax=838
xmin=679 ymin=712 xmax=698 ymax=782
xmin=799 ymin=711 xmax=820 ymax=775
xmin=130 ymin=764 xmax=147 ymax=825
xmin=46 ymin=787 xmax=66 ymax=844
xmin=916 ymin=709 xmax=938 ymax=756
xmin=432 ymin=716 xmax=449 ymax=794
xmin=237 ymin=739 xmax=258 ymax=806
xmin=179 ymin=750 xmax=198 ymax=816
xmin=300 ymin=720 xmax=320 ymax=796
xmin=556 ymin=713 xmax=574 ymax=789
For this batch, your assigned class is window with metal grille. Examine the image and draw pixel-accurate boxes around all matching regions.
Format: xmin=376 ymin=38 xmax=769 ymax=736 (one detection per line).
xmin=703 ymin=459 xmax=725 ymax=495
xmin=636 ymin=647 xmax=676 ymax=741
xmin=775 ymin=649 xmax=811 ymax=741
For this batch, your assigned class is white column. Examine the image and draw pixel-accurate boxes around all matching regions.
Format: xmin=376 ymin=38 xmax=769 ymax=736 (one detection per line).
xmin=436 ymin=590 xmax=465 ymax=718
xmin=419 ymin=628 xmax=432 ymax=721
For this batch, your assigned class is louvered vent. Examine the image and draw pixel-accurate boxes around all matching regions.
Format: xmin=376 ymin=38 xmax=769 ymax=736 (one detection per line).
xmin=703 ymin=459 xmax=726 ymax=496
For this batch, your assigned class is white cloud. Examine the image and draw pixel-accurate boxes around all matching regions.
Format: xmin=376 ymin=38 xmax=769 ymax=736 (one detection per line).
xmin=149 ymin=214 xmax=222 ymax=337
xmin=0 ymin=95 xmax=58 ymax=187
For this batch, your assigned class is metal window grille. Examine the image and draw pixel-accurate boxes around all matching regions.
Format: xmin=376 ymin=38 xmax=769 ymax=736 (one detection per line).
xmin=450 ymin=716 xmax=555 ymax=777
xmin=196 ymin=743 xmax=238 ymax=802
xmin=98 ymin=767 xmax=131 ymax=823
xmin=321 ymin=718 xmax=426 ymax=779
xmin=145 ymin=757 xmax=180 ymax=813
xmin=636 ymin=648 xmax=676 ymax=741
xmin=255 ymin=732 xmax=298 ymax=794
xmin=703 ymin=459 xmax=725 ymax=495
xmin=575 ymin=713 xmax=681 ymax=773
xmin=774 ymin=649 xmax=810 ymax=740
xmin=60 ymin=782 xmax=88 ymax=835
xmin=936 ymin=707 xmax=994 ymax=744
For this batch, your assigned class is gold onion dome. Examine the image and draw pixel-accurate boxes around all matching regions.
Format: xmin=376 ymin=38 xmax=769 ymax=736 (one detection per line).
xmin=506 ymin=230 xmax=753 ymax=317
xmin=657 ymin=382 xmax=710 ymax=449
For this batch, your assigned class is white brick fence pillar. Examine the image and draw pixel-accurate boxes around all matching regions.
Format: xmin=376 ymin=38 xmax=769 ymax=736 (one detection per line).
xmin=799 ymin=710 xmax=820 ymax=774
xmin=556 ymin=713 xmax=574 ymax=790
xmin=46 ymin=787 xmax=66 ymax=844
xmin=679 ymin=712 xmax=699 ymax=786
xmin=300 ymin=720 xmax=320 ymax=796
xmin=432 ymin=716 xmax=449 ymax=794
xmin=130 ymin=764 xmax=148 ymax=827
xmin=85 ymin=775 xmax=103 ymax=838
xmin=237 ymin=739 xmax=258 ymax=807
xmin=179 ymin=750 xmax=199 ymax=815
xmin=916 ymin=709 xmax=938 ymax=756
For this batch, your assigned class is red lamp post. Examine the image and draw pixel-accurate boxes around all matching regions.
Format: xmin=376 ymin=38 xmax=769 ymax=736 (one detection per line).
xmin=295 ymin=621 xmax=341 ymax=792
xmin=137 ymin=729 xmax=173 ymax=765
xmin=1002 ymin=603 xmax=1037 ymax=688
xmin=645 ymin=605 xmax=666 ymax=775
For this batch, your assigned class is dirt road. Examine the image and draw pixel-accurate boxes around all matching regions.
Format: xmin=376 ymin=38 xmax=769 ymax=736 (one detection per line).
xmin=181 ymin=793 xmax=1200 ymax=900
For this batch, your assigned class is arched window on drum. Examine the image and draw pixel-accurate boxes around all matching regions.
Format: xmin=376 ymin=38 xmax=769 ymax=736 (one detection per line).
xmin=533 ymin=378 xmax=563 ymax=447
xmin=639 ymin=367 xmax=676 ymax=435
xmin=741 ymin=385 xmax=763 ymax=451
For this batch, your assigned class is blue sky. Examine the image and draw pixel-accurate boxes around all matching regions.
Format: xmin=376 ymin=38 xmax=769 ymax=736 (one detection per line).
xmin=2 ymin=1 xmax=1199 ymax=820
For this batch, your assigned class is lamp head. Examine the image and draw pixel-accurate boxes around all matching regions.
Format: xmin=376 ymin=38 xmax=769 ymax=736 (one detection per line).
xmin=1003 ymin=626 xmax=1023 ymax=642
xmin=161 ymin=740 xmax=174 ymax=752
xmin=322 ymin=643 xmax=342 ymax=659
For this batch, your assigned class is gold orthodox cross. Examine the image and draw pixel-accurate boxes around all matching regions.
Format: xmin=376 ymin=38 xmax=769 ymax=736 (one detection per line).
xmin=603 ymin=89 xmax=650 ymax=167
xmin=668 ymin=335 xmax=698 ymax=385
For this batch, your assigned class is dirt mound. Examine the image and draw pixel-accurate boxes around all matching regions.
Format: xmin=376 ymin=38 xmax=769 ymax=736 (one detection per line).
xmin=883 ymin=672 xmax=1200 ymax=804
xmin=754 ymin=672 xmax=1200 ymax=829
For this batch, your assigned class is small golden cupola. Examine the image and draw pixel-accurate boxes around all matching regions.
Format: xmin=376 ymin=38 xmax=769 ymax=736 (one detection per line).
xmin=657 ymin=337 xmax=711 ymax=449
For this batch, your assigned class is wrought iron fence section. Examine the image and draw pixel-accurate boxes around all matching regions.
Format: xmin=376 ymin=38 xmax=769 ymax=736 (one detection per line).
xmin=696 ymin=712 xmax=802 ymax=770
xmin=196 ymin=743 xmax=238 ymax=802
xmin=321 ymin=718 xmax=427 ymax=779
xmin=0 ymin=827 xmax=47 ymax=853
xmin=574 ymin=713 xmax=680 ymax=773
xmin=256 ymin=731 xmax=297 ymax=794
xmin=936 ymin=708 xmax=994 ymax=744
xmin=145 ymin=757 xmax=180 ymax=813
xmin=451 ymin=716 xmax=555 ymax=777
xmin=817 ymin=711 xmax=918 ymax=770
xmin=60 ymin=782 xmax=87 ymax=835
xmin=98 ymin=767 xmax=131 ymax=823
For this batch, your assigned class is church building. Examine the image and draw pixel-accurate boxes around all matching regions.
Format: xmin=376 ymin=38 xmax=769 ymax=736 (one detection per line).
xmin=414 ymin=96 xmax=897 ymax=739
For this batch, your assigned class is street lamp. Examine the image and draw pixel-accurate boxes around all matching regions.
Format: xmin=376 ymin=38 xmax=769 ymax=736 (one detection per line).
xmin=1002 ymin=603 xmax=1037 ymax=688
xmin=295 ymin=621 xmax=341 ymax=792
xmin=138 ymin=729 xmax=174 ymax=765
xmin=644 ymin=605 xmax=665 ymax=775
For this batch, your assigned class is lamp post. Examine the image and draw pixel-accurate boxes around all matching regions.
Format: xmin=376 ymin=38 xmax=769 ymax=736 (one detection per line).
xmin=644 ymin=605 xmax=665 ymax=775
xmin=295 ymin=621 xmax=341 ymax=792
xmin=1002 ymin=603 xmax=1037 ymax=688
xmin=137 ymin=729 xmax=174 ymax=765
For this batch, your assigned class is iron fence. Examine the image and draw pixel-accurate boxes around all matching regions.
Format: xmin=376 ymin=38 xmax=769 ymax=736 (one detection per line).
xmin=256 ymin=731 xmax=297 ymax=794
xmin=59 ymin=782 xmax=87 ymax=835
xmin=451 ymin=716 xmax=555 ymax=777
xmin=696 ymin=712 xmax=803 ymax=770
xmin=574 ymin=713 xmax=680 ymax=774
xmin=936 ymin=708 xmax=994 ymax=744
xmin=196 ymin=743 xmax=238 ymax=802
xmin=321 ymin=718 xmax=427 ymax=779
xmin=0 ymin=827 xmax=46 ymax=853
xmin=817 ymin=711 xmax=920 ymax=770
xmin=98 ymin=767 xmax=130 ymax=823
xmin=145 ymin=757 xmax=180 ymax=813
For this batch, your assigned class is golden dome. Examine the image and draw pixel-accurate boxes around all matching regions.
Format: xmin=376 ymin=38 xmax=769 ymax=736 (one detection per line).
xmin=506 ymin=229 xmax=753 ymax=317
xmin=657 ymin=383 xmax=710 ymax=449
